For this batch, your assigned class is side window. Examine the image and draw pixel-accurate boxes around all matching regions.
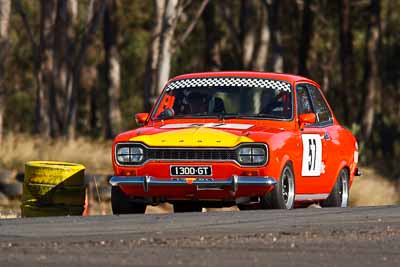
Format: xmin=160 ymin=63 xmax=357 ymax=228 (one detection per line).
xmin=296 ymin=85 xmax=313 ymax=115
xmin=307 ymin=85 xmax=333 ymax=124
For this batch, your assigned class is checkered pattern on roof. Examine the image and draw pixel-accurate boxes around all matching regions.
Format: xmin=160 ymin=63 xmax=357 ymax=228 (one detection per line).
xmin=166 ymin=77 xmax=291 ymax=92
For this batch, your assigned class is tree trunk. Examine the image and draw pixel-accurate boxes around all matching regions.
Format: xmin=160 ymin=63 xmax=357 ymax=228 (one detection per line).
xmin=202 ymin=0 xmax=221 ymax=71
xmin=14 ymin=0 xmax=48 ymax=136
xmin=297 ymin=0 xmax=314 ymax=76
xmin=156 ymin=0 xmax=180 ymax=94
xmin=39 ymin=0 xmax=57 ymax=138
xmin=339 ymin=0 xmax=355 ymax=125
xmin=240 ymin=0 xmax=257 ymax=69
xmin=89 ymin=74 xmax=99 ymax=136
xmin=265 ymin=0 xmax=283 ymax=72
xmin=252 ymin=4 xmax=269 ymax=71
xmin=360 ymin=0 xmax=381 ymax=143
xmin=174 ymin=0 xmax=209 ymax=50
xmin=0 ymin=0 xmax=11 ymax=143
xmin=53 ymin=0 xmax=78 ymax=136
xmin=103 ymin=0 xmax=122 ymax=139
xmin=144 ymin=0 xmax=165 ymax=111
xmin=64 ymin=0 xmax=105 ymax=139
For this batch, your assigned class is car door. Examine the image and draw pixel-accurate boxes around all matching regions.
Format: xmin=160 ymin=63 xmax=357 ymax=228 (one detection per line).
xmin=295 ymin=83 xmax=331 ymax=199
xmin=305 ymin=84 xmax=337 ymax=194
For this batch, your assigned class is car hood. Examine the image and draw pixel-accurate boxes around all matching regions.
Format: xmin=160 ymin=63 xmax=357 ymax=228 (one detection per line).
xmin=116 ymin=122 xmax=287 ymax=147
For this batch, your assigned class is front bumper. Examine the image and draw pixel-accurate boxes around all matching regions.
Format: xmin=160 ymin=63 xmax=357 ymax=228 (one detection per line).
xmin=109 ymin=176 xmax=277 ymax=194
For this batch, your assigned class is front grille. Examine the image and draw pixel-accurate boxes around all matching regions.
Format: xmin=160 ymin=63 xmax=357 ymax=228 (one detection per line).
xmin=115 ymin=142 xmax=268 ymax=166
xmin=147 ymin=148 xmax=237 ymax=161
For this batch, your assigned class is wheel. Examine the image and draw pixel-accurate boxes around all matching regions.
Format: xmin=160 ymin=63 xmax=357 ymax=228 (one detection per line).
xmin=173 ymin=202 xmax=202 ymax=213
xmin=111 ymin=186 xmax=146 ymax=214
xmin=260 ymin=162 xmax=295 ymax=209
xmin=321 ymin=168 xmax=349 ymax=208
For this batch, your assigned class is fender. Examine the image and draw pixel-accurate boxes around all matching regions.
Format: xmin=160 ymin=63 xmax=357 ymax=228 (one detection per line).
xmin=330 ymin=160 xmax=349 ymax=191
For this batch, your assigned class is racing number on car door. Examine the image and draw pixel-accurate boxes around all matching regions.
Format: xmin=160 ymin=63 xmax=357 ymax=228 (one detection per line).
xmin=301 ymin=134 xmax=322 ymax=176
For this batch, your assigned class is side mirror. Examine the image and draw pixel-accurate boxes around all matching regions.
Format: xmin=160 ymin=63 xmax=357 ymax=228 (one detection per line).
xmin=299 ymin=113 xmax=316 ymax=129
xmin=135 ymin=113 xmax=149 ymax=125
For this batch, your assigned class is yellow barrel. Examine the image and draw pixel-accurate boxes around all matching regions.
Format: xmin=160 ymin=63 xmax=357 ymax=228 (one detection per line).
xmin=21 ymin=161 xmax=86 ymax=217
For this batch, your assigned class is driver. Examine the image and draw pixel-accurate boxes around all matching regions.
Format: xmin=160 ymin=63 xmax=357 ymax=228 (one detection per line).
xmin=260 ymin=87 xmax=276 ymax=114
xmin=187 ymin=92 xmax=208 ymax=114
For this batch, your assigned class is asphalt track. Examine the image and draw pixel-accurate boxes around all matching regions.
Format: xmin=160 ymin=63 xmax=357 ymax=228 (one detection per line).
xmin=0 ymin=206 xmax=399 ymax=267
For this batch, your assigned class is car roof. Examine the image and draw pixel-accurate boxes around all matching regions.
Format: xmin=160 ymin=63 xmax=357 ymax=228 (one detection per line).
xmin=169 ymin=71 xmax=320 ymax=87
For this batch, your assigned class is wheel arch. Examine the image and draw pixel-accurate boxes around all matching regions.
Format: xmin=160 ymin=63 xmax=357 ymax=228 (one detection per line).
xmin=278 ymin=154 xmax=294 ymax=179
xmin=330 ymin=160 xmax=350 ymax=191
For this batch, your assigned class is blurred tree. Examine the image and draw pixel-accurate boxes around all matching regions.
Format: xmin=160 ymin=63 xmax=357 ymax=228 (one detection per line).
xmin=252 ymin=1 xmax=269 ymax=71
xmin=360 ymin=0 xmax=381 ymax=143
xmin=144 ymin=0 xmax=165 ymax=112
xmin=16 ymin=0 xmax=105 ymax=139
xmin=298 ymin=0 xmax=314 ymax=76
xmin=64 ymin=0 xmax=105 ymax=139
xmin=38 ymin=0 xmax=56 ymax=137
xmin=103 ymin=0 xmax=121 ymax=138
xmin=264 ymin=0 xmax=283 ymax=72
xmin=0 ymin=0 xmax=11 ymax=144
xmin=54 ymin=0 xmax=78 ymax=137
xmin=202 ymin=0 xmax=221 ymax=71
xmin=14 ymin=0 xmax=49 ymax=136
xmin=156 ymin=0 xmax=181 ymax=94
xmin=240 ymin=0 xmax=258 ymax=69
xmin=219 ymin=0 xmax=270 ymax=70
xmin=145 ymin=0 xmax=208 ymax=107
xmin=339 ymin=0 xmax=355 ymax=125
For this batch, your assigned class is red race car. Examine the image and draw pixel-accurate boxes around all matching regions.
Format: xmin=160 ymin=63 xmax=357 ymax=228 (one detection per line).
xmin=110 ymin=72 xmax=360 ymax=214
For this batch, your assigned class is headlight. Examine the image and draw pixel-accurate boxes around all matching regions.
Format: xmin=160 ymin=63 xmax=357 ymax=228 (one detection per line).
xmin=237 ymin=145 xmax=267 ymax=165
xmin=116 ymin=145 xmax=144 ymax=164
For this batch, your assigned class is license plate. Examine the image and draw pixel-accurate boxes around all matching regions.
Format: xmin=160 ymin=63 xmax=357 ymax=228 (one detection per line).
xmin=170 ymin=166 xmax=212 ymax=176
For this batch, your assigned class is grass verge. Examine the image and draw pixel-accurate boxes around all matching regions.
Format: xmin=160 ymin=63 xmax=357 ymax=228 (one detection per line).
xmin=0 ymin=134 xmax=113 ymax=174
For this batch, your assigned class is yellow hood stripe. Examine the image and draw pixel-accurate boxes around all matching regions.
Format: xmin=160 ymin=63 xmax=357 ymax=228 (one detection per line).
xmin=129 ymin=127 xmax=253 ymax=147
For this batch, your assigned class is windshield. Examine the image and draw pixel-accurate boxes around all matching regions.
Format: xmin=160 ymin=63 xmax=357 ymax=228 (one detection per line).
xmin=151 ymin=77 xmax=293 ymax=120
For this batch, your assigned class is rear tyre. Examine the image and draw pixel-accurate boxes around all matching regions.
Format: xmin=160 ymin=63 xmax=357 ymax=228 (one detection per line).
xmin=260 ymin=163 xmax=295 ymax=209
xmin=173 ymin=203 xmax=202 ymax=213
xmin=321 ymin=168 xmax=349 ymax=208
xmin=111 ymin=186 xmax=146 ymax=214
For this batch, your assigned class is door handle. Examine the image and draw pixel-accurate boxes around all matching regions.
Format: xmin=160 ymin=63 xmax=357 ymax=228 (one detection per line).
xmin=323 ymin=132 xmax=330 ymax=140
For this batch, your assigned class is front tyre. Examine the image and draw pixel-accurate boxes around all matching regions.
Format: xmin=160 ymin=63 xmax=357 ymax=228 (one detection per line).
xmin=321 ymin=168 xmax=349 ymax=208
xmin=111 ymin=186 xmax=146 ymax=214
xmin=260 ymin=163 xmax=295 ymax=209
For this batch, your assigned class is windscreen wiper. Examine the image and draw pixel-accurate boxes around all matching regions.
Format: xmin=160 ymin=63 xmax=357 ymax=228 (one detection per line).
xmin=246 ymin=114 xmax=284 ymax=119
